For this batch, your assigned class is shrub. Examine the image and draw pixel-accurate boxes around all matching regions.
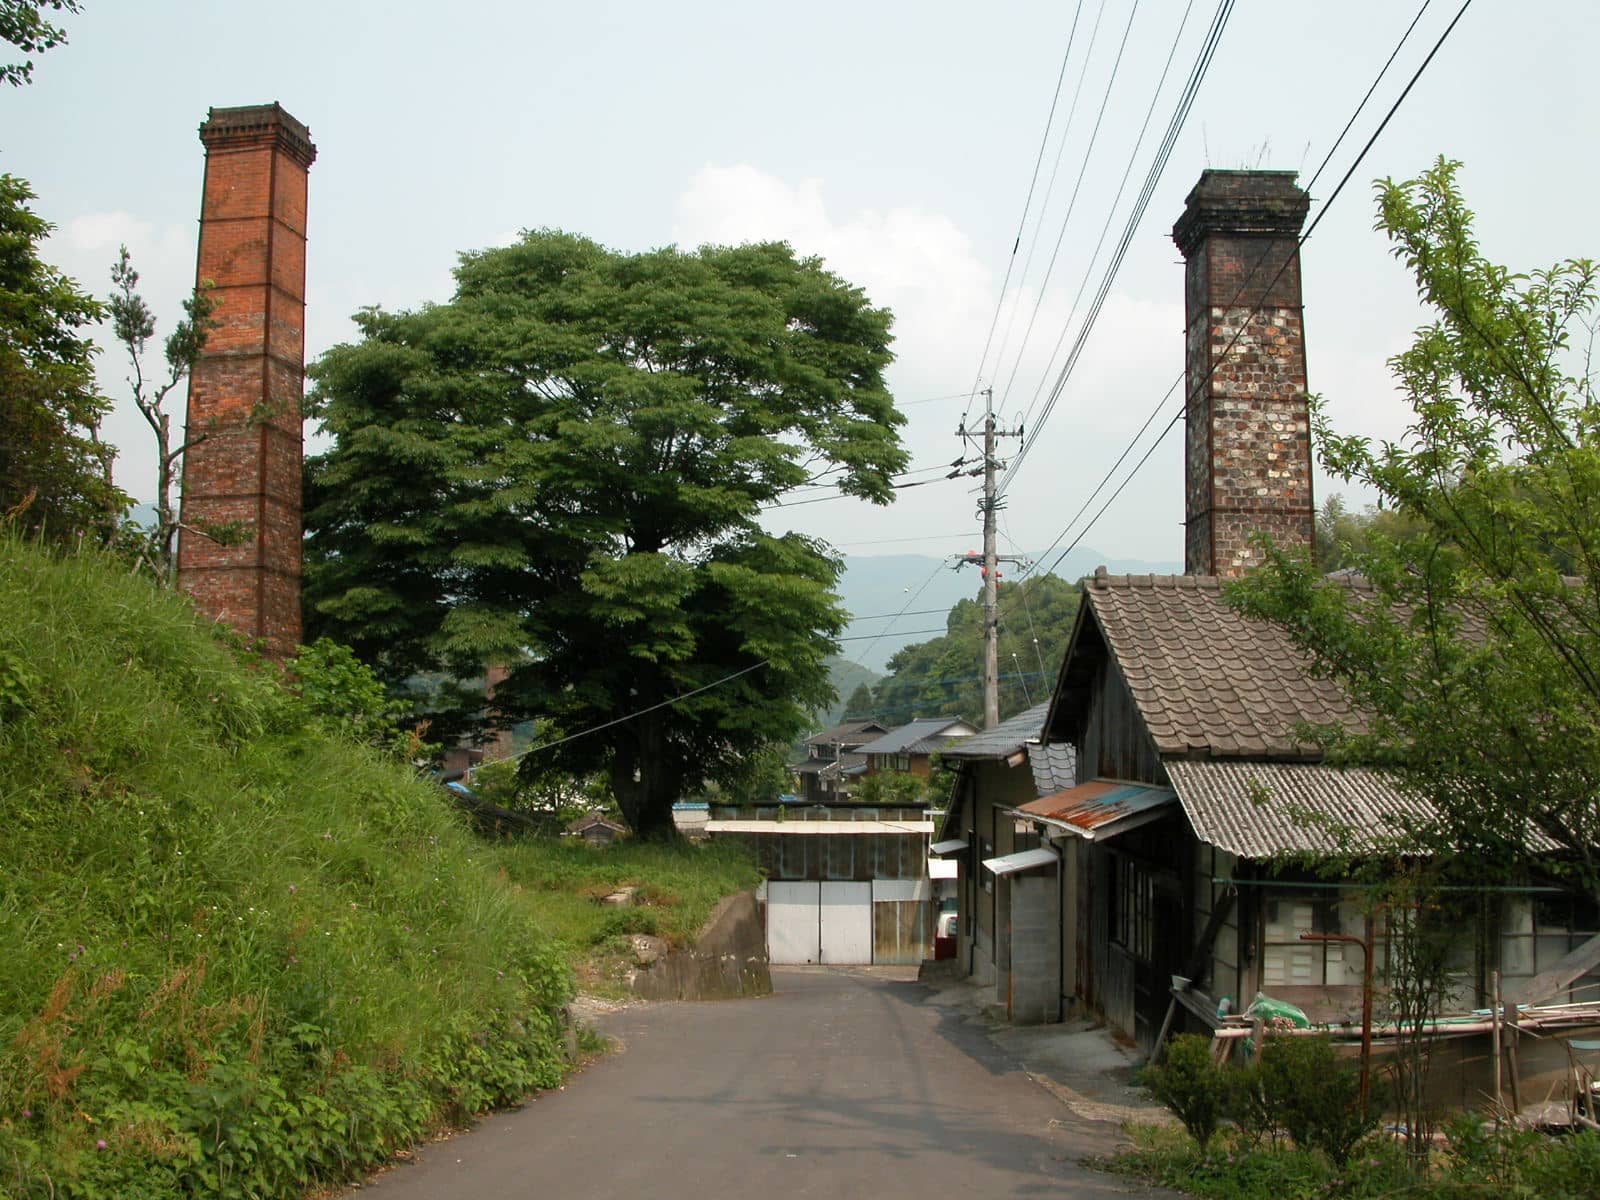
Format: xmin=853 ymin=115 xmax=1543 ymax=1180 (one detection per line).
xmin=1143 ymin=1034 xmax=1227 ymax=1150
xmin=1252 ymin=1035 xmax=1375 ymax=1165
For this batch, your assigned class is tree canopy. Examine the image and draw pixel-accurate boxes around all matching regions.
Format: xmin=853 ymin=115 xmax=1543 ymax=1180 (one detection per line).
xmin=1230 ymin=158 xmax=1600 ymax=897
xmin=305 ymin=230 xmax=905 ymax=836
xmin=0 ymin=174 xmax=123 ymax=537
xmin=871 ymin=573 xmax=1080 ymax=726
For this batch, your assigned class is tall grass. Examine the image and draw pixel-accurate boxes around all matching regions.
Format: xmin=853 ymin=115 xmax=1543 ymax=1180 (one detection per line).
xmin=0 ymin=536 xmax=575 ymax=1198
xmin=491 ymin=839 xmax=761 ymax=970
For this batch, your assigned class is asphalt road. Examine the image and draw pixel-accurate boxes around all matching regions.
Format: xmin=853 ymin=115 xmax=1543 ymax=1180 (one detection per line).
xmin=351 ymin=968 xmax=1165 ymax=1198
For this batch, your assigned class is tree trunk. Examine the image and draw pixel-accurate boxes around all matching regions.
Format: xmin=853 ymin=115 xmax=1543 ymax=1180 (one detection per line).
xmin=610 ymin=711 xmax=682 ymax=840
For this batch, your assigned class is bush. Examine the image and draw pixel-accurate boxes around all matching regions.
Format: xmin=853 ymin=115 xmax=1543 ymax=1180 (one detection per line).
xmin=1143 ymin=1034 xmax=1228 ymax=1150
xmin=1253 ymin=1035 xmax=1375 ymax=1165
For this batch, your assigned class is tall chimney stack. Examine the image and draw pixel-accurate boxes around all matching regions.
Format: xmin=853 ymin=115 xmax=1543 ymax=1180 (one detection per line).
xmin=177 ymin=103 xmax=315 ymax=659
xmin=1172 ymin=170 xmax=1312 ymax=577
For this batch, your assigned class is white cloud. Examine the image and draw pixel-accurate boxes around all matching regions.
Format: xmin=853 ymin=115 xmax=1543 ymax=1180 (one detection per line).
xmin=674 ymin=165 xmax=1195 ymax=562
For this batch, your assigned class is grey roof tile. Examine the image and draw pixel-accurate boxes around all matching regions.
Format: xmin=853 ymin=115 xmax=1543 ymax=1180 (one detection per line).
xmin=1079 ymin=572 xmax=1366 ymax=759
xmin=939 ymin=703 xmax=1051 ymax=759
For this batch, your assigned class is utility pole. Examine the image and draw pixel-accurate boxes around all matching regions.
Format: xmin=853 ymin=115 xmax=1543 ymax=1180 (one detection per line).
xmin=957 ymin=388 xmax=1024 ymax=729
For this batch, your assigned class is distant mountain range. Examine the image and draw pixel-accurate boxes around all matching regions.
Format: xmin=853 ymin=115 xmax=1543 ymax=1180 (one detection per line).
xmin=835 ymin=548 xmax=1180 ymax=672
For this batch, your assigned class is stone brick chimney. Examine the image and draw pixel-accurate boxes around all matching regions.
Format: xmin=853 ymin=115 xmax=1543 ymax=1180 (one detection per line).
xmin=177 ymin=103 xmax=316 ymax=659
xmin=1172 ymin=170 xmax=1313 ymax=577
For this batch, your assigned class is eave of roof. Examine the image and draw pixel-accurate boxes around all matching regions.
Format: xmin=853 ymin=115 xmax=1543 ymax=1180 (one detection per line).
xmin=940 ymin=703 xmax=1051 ymax=759
xmin=1018 ymin=779 xmax=1178 ymax=840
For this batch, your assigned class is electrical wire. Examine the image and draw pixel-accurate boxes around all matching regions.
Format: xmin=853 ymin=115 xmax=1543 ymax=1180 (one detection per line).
xmin=999 ymin=0 xmax=1236 ymax=493
xmin=515 ymin=660 xmax=770 ymax=759
xmin=998 ymin=0 xmax=1196 ymax=427
xmin=960 ymin=0 xmax=1088 ymax=430
xmin=998 ymin=0 xmax=1474 ymax=614
xmin=990 ymin=0 xmax=1158 ymax=422
xmin=985 ymin=0 xmax=1120 ymax=412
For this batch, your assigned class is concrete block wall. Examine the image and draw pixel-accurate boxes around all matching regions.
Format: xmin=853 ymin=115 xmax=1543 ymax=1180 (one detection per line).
xmin=1009 ymin=872 xmax=1061 ymax=1025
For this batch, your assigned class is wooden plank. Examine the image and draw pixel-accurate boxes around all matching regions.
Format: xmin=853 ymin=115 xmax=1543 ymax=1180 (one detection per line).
xmin=1507 ymin=931 xmax=1600 ymax=1008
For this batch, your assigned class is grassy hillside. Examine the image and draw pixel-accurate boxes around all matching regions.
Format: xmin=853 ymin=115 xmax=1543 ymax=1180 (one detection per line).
xmin=0 ymin=537 xmax=745 ymax=1198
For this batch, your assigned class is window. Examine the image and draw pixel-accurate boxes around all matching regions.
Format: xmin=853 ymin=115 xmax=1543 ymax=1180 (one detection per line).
xmin=895 ymin=753 xmax=911 ymax=771
xmin=1502 ymin=893 xmax=1600 ymax=1001
xmin=778 ymin=835 xmax=809 ymax=880
xmin=826 ymin=835 xmax=855 ymax=880
xmin=1260 ymin=888 xmax=1377 ymax=989
xmin=1112 ymin=856 xmax=1154 ymax=961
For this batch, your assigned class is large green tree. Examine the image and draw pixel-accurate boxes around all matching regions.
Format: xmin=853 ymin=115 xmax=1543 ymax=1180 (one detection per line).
xmin=305 ymin=231 xmax=905 ymax=836
xmin=0 ymin=174 xmax=124 ymax=537
xmin=872 ymin=573 xmax=1080 ymax=725
xmin=1231 ymin=158 xmax=1600 ymax=898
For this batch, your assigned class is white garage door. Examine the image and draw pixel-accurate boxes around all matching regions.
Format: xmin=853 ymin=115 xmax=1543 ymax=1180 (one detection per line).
xmin=767 ymin=881 xmax=821 ymax=964
xmin=820 ymin=882 xmax=873 ymax=963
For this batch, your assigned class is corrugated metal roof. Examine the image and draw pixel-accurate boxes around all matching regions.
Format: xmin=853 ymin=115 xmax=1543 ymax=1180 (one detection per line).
xmin=1165 ymin=761 xmax=1431 ymax=858
xmin=983 ymin=847 xmax=1060 ymax=876
xmin=940 ymin=703 xmax=1050 ymax=759
xmin=1029 ymin=743 xmax=1076 ymax=797
xmin=856 ymin=718 xmax=975 ymax=756
xmin=1019 ymin=779 xmax=1177 ymax=840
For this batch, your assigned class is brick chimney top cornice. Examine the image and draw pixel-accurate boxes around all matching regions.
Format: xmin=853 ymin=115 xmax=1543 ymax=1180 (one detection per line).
xmin=1172 ymin=169 xmax=1307 ymax=256
xmin=199 ymin=103 xmax=316 ymax=169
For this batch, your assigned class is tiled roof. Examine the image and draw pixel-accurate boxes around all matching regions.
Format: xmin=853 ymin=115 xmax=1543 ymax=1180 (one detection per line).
xmin=804 ymin=719 xmax=888 ymax=747
xmin=856 ymin=717 xmax=975 ymax=756
xmin=1056 ymin=572 xmax=1367 ymax=759
xmin=1165 ymin=761 xmax=1433 ymax=857
xmin=1030 ymin=743 xmax=1076 ymax=796
xmin=940 ymin=703 xmax=1050 ymax=759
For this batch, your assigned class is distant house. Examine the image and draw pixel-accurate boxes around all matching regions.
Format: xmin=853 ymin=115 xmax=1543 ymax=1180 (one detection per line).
xmin=855 ymin=717 xmax=978 ymax=783
xmin=795 ymin=719 xmax=888 ymax=804
xmin=567 ymin=812 xmax=627 ymax=846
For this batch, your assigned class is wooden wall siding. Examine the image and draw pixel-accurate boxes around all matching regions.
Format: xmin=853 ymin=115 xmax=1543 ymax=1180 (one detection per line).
xmin=1084 ymin=661 xmax=1163 ymax=783
xmin=1106 ymin=946 xmax=1136 ymax=1039
xmin=874 ymin=900 xmax=931 ymax=965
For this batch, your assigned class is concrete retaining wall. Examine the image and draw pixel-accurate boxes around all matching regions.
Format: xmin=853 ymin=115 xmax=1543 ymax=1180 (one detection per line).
xmin=627 ymin=890 xmax=773 ymax=1001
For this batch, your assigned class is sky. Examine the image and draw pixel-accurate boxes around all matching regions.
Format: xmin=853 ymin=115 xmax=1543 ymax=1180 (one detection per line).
xmin=7 ymin=0 xmax=1596 ymax=575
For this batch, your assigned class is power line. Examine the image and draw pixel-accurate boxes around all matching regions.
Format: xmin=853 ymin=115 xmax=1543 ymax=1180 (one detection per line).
xmin=990 ymin=0 xmax=1156 ymax=423
xmin=999 ymin=0 xmax=1236 ymax=493
xmin=515 ymin=660 xmax=769 ymax=759
xmin=1001 ymin=0 xmax=1474 ymax=610
xmin=1000 ymin=0 xmax=1197 ymax=428
xmin=840 ymin=556 xmax=952 ymax=667
xmin=961 ymin=0 xmax=1088 ymax=430
xmin=1007 ymin=0 xmax=1434 ymax=576
xmin=985 ymin=0 xmax=1120 ymax=415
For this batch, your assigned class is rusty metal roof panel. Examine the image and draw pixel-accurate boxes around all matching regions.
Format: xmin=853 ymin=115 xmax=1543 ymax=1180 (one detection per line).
xmin=1019 ymin=779 xmax=1177 ymax=839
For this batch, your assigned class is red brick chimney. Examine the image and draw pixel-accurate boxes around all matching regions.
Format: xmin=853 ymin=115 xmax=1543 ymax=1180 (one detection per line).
xmin=177 ymin=103 xmax=316 ymax=659
xmin=1172 ymin=170 xmax=1313 ymax=577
